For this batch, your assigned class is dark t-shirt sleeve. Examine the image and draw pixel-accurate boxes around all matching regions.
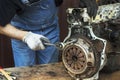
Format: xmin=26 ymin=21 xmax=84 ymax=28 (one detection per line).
xmin=0 ymin=0 xmax=25 ymax=26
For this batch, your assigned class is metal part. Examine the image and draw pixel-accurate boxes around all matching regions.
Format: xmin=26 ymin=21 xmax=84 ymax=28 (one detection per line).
xmin=43 ymin=42 xmax=63 ymax=50
xmin=66 ymin=3 xmax=120 ymax=25
xmin=44 ymin=38 xmax=77 ymax=50
xmin=84 ymin=25 xmax=107 ymax=70
xmin=0 ymin=72 xmax=17 ymax=80
xmin=62 ymin=36 xmax=101 ymax=80
xmin=60 ymin=3 xmax=120 ymax=80
xmin=63 ymin=35 xmax=99 ymax=79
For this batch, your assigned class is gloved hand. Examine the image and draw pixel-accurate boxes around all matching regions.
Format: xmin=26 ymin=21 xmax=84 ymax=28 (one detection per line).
xmin=79 ymin=0 xmax=98 ymax=19
xmin=22 ymin=32 xmax=50 ymax=50
xmin=99 ymin=0 xmax=120 ymax=5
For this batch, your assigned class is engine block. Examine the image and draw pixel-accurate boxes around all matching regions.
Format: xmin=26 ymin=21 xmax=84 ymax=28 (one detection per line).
xmin=59 ymin=3 xmax=120 ymax=80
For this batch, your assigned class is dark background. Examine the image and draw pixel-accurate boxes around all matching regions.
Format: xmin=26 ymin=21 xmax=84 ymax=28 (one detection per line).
xmin=0 ymin=0 xmax=79 ymax=68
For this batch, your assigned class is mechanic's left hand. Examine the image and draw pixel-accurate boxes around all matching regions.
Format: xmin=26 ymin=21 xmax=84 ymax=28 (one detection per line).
xmin=79 ymin=0 xmax=98 ymax=19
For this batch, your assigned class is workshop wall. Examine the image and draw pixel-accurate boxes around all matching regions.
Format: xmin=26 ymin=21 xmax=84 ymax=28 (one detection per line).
xmin=0 ymin=0 xmax=80 ymax=68
xmin=59 ymin=0 xmax=79 ymax=40
xmin=0 ymin=35 xmax=14 ymax=68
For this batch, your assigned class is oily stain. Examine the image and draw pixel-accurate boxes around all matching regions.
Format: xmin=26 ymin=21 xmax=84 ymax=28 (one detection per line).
xmin=46 ymin=71 xmax=57 ymax=77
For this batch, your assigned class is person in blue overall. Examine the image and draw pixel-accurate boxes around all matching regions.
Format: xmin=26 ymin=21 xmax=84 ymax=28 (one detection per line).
xmin=11 ymin=0 xmax=61 ymax=67
xmin=0 ymin=0 xmax=98 ymax=67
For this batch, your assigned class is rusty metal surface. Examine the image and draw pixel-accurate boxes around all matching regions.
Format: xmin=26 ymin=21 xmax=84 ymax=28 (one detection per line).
xmin=61 ymin=3 xmax=120 ymax=80
xmin=62 ymin=36 xmax=102 ymax=79
xmin=4 ymin=63 xmax=71 ymax=80
xmin=63 ymin=45 xmax=87 ymax=73
xmin=2 ymin=62 xmax=120 ymax=80
xmin=67 ymin=3 xmax=120 ymax=24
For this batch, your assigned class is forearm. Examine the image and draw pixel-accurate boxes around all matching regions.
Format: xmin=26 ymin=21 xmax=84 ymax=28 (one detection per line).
xmin=0 ymin=24 xmax=28 ymax=40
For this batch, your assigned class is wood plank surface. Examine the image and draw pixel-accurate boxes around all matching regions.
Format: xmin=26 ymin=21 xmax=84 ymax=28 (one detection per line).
xmin=3 ymin=62 xmax=120 ymax=80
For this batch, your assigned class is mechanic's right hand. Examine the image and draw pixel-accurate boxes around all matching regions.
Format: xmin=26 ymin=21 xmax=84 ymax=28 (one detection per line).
xmin=22 ymin=32 xmax=50 ymax=50
xmin=79 ymin=0 xmax=98 ymax=19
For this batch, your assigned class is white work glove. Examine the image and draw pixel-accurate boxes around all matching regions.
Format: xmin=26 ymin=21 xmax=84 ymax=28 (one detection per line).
xmin=22 ymin=32 xmax=50 ymax=50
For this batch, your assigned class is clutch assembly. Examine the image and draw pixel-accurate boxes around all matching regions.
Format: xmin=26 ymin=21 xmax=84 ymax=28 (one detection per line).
xmin=59 ymin=3 xmax=120 ymax=80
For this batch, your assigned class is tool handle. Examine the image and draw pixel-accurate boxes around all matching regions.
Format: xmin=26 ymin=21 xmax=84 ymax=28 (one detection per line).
xmin=0 ymin=67 xmax=13 ymax=80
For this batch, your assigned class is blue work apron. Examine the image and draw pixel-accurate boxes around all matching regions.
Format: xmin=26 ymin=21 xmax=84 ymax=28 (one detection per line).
xmin=11 ymin=0 xmax=60 ymax=67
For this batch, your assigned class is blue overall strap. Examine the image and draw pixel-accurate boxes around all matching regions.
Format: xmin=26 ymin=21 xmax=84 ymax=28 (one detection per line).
xmin=21 ymin=0 xmax=63 ymax=7
xmin=21 ymin=0 xmax=42 ymax=5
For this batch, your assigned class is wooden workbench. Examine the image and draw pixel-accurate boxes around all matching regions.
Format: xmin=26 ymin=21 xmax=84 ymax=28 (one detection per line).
xmin=4 ymin=62 xmax=120 ymax=80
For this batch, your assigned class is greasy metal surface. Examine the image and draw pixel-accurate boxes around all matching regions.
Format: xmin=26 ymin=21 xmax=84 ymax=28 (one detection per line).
xmin=62 ymin=36 xmax=101 ymax=79
xmin=61 ymin=3 xmax=120 ymax=80
xmin=63 ymin=45 xmax=87 ymax=74
xmin=4 ymin=63 xmax=71 ymax=80
xmin=3 ymin=62 xmax=120 ymax=80
xmin=67 ymin=3 xmax=120 ymax=24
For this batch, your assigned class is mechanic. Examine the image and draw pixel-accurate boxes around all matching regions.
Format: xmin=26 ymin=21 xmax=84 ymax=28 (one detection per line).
xmin=0 ymin=0 xmax=98 ymax=67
